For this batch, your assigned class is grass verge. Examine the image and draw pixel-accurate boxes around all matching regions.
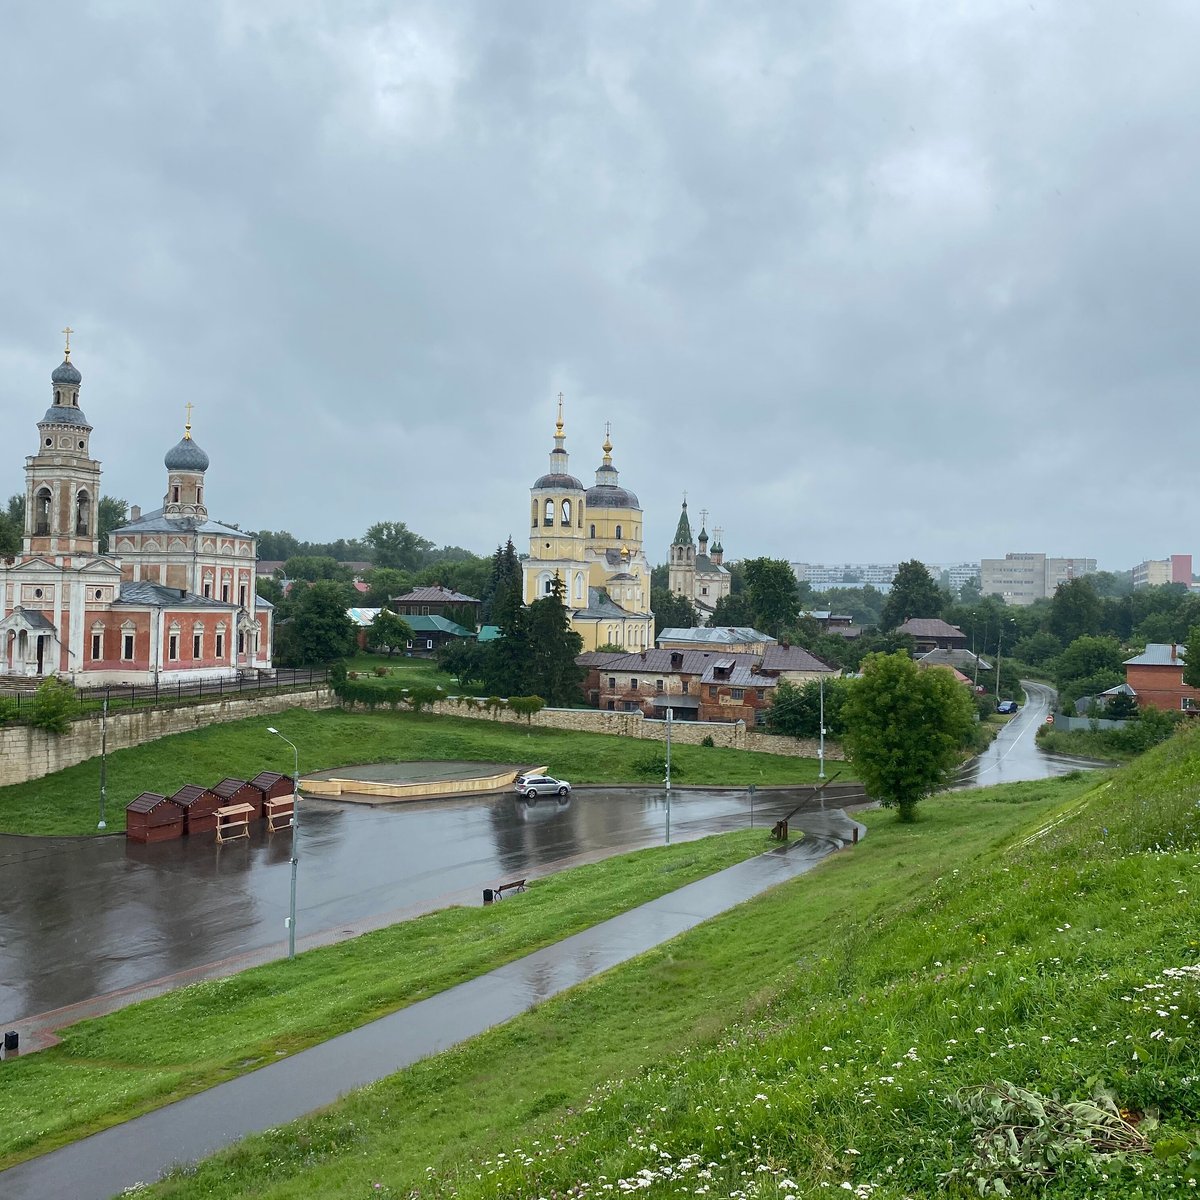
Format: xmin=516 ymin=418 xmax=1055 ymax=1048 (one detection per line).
xmin=129 ymin=731 xmax=1200 ymax=1199
xmin=0 ymin=829 xmax=771 ymax=1169
xmin=0 ymin=707 xmax=836 ymax=836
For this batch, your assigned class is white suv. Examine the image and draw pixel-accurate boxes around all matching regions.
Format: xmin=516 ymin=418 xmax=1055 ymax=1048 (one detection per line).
xmin=514 ymin=774 xmax=571 ymax=799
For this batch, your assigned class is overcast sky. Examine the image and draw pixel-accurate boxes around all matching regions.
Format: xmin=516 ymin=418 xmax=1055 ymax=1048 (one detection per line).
xmin=2 ymin=2 xmax=1196 ymax=572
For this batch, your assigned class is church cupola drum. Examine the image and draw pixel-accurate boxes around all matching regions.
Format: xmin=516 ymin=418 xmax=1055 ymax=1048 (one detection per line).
xmin=163 ymin=404 xmax=210 ymax=520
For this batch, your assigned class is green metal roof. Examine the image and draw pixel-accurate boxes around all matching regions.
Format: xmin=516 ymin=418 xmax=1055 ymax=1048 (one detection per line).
xmin=405 ymin=614 xmax=473 ymax=637
xmin=673 ymin=499 xmax=692 ymax=545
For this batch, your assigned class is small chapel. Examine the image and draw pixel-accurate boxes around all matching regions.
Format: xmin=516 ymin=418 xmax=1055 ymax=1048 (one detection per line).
xmin=668 ymin=497 xmax=732 ymax=621
xmin=522 ymin=398 xmax=655 ymax=651
xmin=0 ymin=336 xmax=272 ymax=683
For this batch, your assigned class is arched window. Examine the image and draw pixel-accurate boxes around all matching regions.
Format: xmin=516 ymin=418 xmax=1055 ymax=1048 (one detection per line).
xmin=172 ymin=485 xmax=180 ymax=503
xmin=544 ymin=499 xmax=554 ymax=526
xmin=590 ymin=524 xmax=596 ymax=538
xmin=575 ymin=573 xmax=583 ymax=600
xmin=544 ymin=577 xmax=553 ymax=595
xmin=197 ymin=485 xmax=203 ymax=504
xmin=55 ymin=389 xmax=61 ymax=404
xmin=34 ymin=488 xmax=51 ymax=536
xmin=75 ymin=490 xmax=91 ymax=536
xmin=615 ymin=524 xmax=622 ymax=539
xmin=561 ymin=499 xmax=571 ymax=526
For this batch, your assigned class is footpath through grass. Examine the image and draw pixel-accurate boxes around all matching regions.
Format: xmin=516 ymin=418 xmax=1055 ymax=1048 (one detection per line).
xmin=0 ymin=706 xmax=831 ymax=836
xmin=0 ymin=829 xmax=770 ymax=1169
xmin=132 ymin=730 xmax=1200 ymax=1200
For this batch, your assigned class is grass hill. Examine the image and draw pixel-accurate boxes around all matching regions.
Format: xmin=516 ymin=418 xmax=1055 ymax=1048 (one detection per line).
xmin=117 ymin=726 xmax=1200 ymax=1198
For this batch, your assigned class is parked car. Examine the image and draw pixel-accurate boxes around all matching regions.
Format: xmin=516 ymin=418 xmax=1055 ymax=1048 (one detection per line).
xmin=997 ymin=700 xmax=1019 ymax=714
xmin=514 ymin=774 xmax=571 ymax=799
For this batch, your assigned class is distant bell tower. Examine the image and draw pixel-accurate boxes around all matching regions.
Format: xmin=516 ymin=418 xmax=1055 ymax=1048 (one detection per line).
xmin=667 ymin=496 xmax=695 ymax=598
xmin=162 ymin=404 xmax=210 ymax=521
xmin=24 ymin=329 xmax=102 ymax=559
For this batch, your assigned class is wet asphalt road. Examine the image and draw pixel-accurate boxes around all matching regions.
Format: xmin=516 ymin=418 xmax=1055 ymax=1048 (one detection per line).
xmin=1 ymin=811 xmax=866 ymax=1200
xmin=0 ymin=784 xmax=855 ymax=1026
xmin=953 ymin=680 xmax=1102 ymax=788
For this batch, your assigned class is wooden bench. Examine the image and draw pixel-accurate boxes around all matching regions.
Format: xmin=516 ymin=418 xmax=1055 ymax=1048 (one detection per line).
xmin=215 ymin=803 xmax=256 ymax=844
xmin=264 ymin=795 xmax=295 ymax=833
xmin=494 ymin=878 xmax=528 ymax=898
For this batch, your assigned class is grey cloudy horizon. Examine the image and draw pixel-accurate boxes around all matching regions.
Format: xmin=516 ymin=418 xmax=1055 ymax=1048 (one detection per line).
xmin=2 ymin=2 xmax=1196 ymax=574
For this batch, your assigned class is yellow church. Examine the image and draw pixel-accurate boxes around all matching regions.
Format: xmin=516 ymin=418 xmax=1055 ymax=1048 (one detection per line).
xmin=522 ymin=398 xmax=655 ymax=651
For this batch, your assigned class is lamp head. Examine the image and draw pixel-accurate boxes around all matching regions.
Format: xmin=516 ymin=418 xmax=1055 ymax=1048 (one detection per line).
xmin=267 ymin=726 xmax=279 ymax=735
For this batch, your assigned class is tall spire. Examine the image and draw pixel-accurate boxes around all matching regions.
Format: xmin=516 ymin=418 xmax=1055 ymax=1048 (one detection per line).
xmin=673 ymin=496 xmax=693 ymax=546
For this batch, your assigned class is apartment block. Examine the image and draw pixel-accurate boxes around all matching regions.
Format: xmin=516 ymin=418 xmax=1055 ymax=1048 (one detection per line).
xmin=980 ymin=553 xmax=1098 ymax=605
xmin=1131 ymin=554 xmax=1192 ymax=589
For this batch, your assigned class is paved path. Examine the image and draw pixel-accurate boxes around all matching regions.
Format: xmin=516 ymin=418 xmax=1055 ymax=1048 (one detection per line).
xmin=1 ymin=808 xmax=865 ymax=1200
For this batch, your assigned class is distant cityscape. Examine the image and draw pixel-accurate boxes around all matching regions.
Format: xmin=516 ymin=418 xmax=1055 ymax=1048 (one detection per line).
xmin=792 ymin=553 xmax=1197 ymax=605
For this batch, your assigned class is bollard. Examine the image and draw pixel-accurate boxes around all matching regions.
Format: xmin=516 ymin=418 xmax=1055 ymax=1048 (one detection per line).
xmin=3 ymin=1030 xmax=17 ymax=1054
xmin=852 ymin=825 xmax=859 ymax=844
xmin=483 ymin=889 xmax=494 ymax=905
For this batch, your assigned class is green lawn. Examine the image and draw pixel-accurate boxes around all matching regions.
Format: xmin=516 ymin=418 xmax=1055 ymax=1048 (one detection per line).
xmin=131 ymin=728 xmax=1200 ymax=1199
xmin=0 ymin=830 xmax=772 ymax=1169
xmin=344 ymin=651 xmax=489 ymax=695
xmin=0 ymin=706 xmax=833 ymax=836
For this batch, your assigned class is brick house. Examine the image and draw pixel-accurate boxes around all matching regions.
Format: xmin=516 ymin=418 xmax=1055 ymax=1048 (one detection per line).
xmin=1123 ymin=643 xmax=1200 ymax=713
xmin=390 ymin=585 xmax=481 ymax=628
xmin=894 ymin=618 xmax=968 ymax=653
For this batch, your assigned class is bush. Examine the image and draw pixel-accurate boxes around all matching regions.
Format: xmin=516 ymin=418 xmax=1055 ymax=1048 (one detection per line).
xmin=632 ymin=749 xmax=681 ymax=781
xmin=28 ymin=676 xmax=75 ymax=734
xmin=700 ymin=735 xmax=715 ymax=748
xmin=508 ymin=696 xmax=546 ymax=723
xmin=373 ymin=666 xmax=389 ymax=678
xmin=0 ymin=697 xmax=18 ymax=726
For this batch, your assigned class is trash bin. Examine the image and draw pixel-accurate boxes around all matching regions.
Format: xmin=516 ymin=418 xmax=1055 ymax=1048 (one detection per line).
xmin=483 ymin=889 xmax=495 ymax=905
xmin=3 ymin=1030 xmax=17 ymax=1053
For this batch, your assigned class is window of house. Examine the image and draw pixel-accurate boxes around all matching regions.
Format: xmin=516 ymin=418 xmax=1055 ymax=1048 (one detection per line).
xmin=607 ymin=700 xmax=615 ymax=711
xmin=122 ymin=633 xmax=135 ymax=660
xmin=91 ymin=632 xmax=102 ymax=660
xmin=710 ymin=685 xmax=719 ymax=698
xmin=426 ymin=639 xmax=433 ymax=650
xmin=756 ymin=688 xmax=765 ymax=699
xmin=755 ymin=710 xmax=767 ymax=727
xmin=682 ymin=681 xmax=689 ymax=694
xmin=193 ymin=632 xmax=203 ymax=659
xmin=624 ymin=701 xmax=639 ymax=712
xmin=607 ymin=677 xmax=616 ymax=688
xmin=630 ymin=678 xmax=639 ymax=690
xmin=730 ymin=688 xmax=744 ymax=700
xmin=216 ymin=632 xmax=225 ymax=658
xmin=421 ymin=605 xmax=429 ymax=615
xmin=168 ymin=633 xmax=179 ymax=660
xmin=656 ymin=679 xmax=664 ymax=692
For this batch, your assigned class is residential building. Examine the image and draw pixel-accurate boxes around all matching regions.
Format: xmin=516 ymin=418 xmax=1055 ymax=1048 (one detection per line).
xmin=522 ymin=401 xmax=654 ymax=652
xmin=347 ymin=607 xmax=474 ymax=655
xmin=1123 ymin=643 xmax=1200 ymax=713
xmin=2 ymin=339 xmax=271 ymax=682
xmin=390 ymin=584 xmax=481 ymax=627
xmin=980 ymin=553 xmax=1097 ymax=605
xmin=1131 ymin=555 xmax=1192 ymax=589
xmin=894 ymin=618 xmax=968 ymax=653
xmin=656 ymin=626 xmax=776 ymax=654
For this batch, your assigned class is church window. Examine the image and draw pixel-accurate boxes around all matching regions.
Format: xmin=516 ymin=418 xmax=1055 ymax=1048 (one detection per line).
xmin=122 ymin=632 xmax=135 ymax=660
xmin=575 ymin=573 xmax=583 ymax=600
xmin=656 ymin=679 xmax=664 ymax=692
xmin=216 ymin=632 xmax=225 ymax=658
xmin=34 ymin=588 xmax=43 ymax=599
xmin=78 ymin=440 xmax=85 ymax=450
xmin=590 ymin=524 xmax=596 ymax=538
xmin=615 ymin=525 xmax=622 ymax=539
xmin=543 ymin=578 xmax=552 ymax=595
xmin=94 ymin=589 xmax=102 ymax=600
xmin=531 ymin=500 xmax=538 ymax=526
xmin=44 ymin=438 xmax=53 ymax=447
xmin=91 ymin=631 xmax=102 ymax=660
xmin=172 ymin=485 xmax=180 ymax=503
xmin=222 ymin=582 xmax=230 ymax=602
xmin=561 ymin=499 xmax=571 ymax=526
xmin=203 ymin=581 xmax=212 ymax=598
xmin=193 ymin=632 xmax=203 ymax=659
xmin=76 ymin=490 xmax=91 ymax=536
xmin=34 ymin=488 xmax=51 ymax=536
xmin=544 ymin=500 xmax=554 ymax=526
xmin=239 ymin=584 xmax=246 ymax=607
xmin=701 ymin=587 xmax=708 ymax=596
xmin=55 ymin=389 xmax=61 ymax=404
xmin=168 ymin=633 xmax=179 ymax=661
xmin=197 ymin=486 xmax=203 ymax=504
xmin=237 ymin=631 xmax=245 ymax=654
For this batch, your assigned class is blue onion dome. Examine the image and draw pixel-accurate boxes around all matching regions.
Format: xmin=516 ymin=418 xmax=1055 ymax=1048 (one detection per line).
xmin=164 ymin=435 xmax=210 ymax=472
xmin=52 ymin=357 xmax=82 ymax=385
xmin=534 ymin=471 xmax=583 ymax=489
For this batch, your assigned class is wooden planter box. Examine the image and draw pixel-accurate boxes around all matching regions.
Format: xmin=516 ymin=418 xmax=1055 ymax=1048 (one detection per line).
xmin=211 ymin=777 xmax=262 ymax=820
xmin=126 ymin=792 xmax=185 ymax=843
xmin=171 ymin=784 xmax=222 ymax=836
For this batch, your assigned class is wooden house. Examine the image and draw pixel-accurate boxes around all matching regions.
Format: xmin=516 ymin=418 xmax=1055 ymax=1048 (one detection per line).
xmin=248 ymin=772 xmax=294 ymax=806
xmin=171 ymin=784 xmax=222 ymax=836
xmin=125 ymin=792 xmax=184 ymax=843
xmin=211 ymin=777 xmax=262 ymax=819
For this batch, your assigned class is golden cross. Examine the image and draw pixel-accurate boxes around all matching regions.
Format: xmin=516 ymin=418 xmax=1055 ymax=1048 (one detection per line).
xmin=184 ymin=402 xmax=194 ymax=436
xmin=700 ymin=508 xmax=709 ymax=528
xmin=605 ymin=420 xmax=611 ymax=439
xmin=714 ymin=525 xmax=724 ymax=543
xmin=556 ymin=391 xmax=564 ymax=432
xmin=62 ymin=326 xmax=74 ymax=356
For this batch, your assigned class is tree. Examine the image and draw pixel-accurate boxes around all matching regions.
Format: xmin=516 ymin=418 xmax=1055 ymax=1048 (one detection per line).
xmin=97 ymin=496 xmax=128 ymax=554
xmin=364 ymin=521 xmax=434 ymax=571
xmin=481 ymin=539 xmax=522 ymax=625
xmin=842 ymin=651 xmax=975 ymax=822
xmin=28 ymin=676 xmax=75 ymax=733
xmin=0 ymin=494 xmax=24 ymax=555
xmin=360 ymin=567 xmax=412 ymax=608
xmin=742 ymin=557 xmax=801 ymax=637
xmin=879 ymin=560 xmax=945 ymax=630
xmin=256 ymin=576 xmax=284 ymax=606
xmin=436 ymin=639 xmax=489 ymax=688
xmin=520 ymin=575 xmax=585 ymax=705
xmin=274 ymin=580 xmax=358 ymax=666
xmin=709 ymin=590 xmax=756 ymax=628
xmin=1012 ymin=631 xmax=1062 ymax=667
xmin=367 ymin=609 xmax=413 ymax=657
xmin=1055 ymin=635 xmax=1124 ymax=697
xmin=651 ymin=588 xmax=698 ymax=630
xmin=1185 ymin=625 xmax=1200 ymax=690
xmin=1048 ymin=577 xmax=1102 ymax=645
xmin=1106 ymin=691 xmax=1138 ymax=720
xmin=767 ymin=677 xmax=850 ymax=739
xmin=283 ymin=555 xmax=349 ymax=582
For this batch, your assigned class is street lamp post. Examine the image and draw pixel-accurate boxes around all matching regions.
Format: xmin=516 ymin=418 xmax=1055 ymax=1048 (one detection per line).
xmin=267 ymin=726 xmax=300 ymax=959
xmin=818 ymin=674 xmax=826 ymax=780
xmin=98 ymin=695 xmax=108 ymax=830
xmin=664 ymin=706 xmax=672 ymax=845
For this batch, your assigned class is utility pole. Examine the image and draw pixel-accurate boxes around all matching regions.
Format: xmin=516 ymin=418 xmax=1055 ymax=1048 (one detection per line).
xmin=664 ymin=706 xmax=672 ymax=845
xmin=818 ymin=674 xmax=826 ymax=779
xmin=97 ymin=695 xmax=108 ymax=830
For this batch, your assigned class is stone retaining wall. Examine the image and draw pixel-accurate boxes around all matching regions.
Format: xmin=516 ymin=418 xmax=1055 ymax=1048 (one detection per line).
xmin=0 ymin=688 xmax=334 ymax=788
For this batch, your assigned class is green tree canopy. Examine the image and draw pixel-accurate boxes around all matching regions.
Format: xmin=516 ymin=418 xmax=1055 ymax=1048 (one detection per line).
xmin=97 ymin=496 xmax=128 ymax=554
xmin=1049 ymin=577 xmax=1102 ymax=645
xmin=708 ymin=590 xmax=757 ymax=628
xmin=879 ymin=560 xmax=946 ymax=630
xmin=742 ymin=557 xmax=801 ymax=637
xmin=367 ymin=609 xmax=413 ymax=657
xmin=842 ymin=651 xmax=976 ymax=822
xmin=481 ymin=539 xmax=523 ymax=625
xmin=360 ymin=567 xmax=412 ymax=608
xmin=519 ymin=575 xmax=585 ymax=705
xmin=1055 ymin=635 xmax=1124 ymax=694
xmin=651 ymin=588 xmax=698 ymax=630
xmin=284 ymin=555 xmax=350 ymax=582
xmin=364 ymin=521 xmax=434 ymax=571
xmin=274 ymin=580 xmax=358 ymax=666
xmin=1184 ymin=625 xmax=1200 ymax=690
xmin=767 ymin=677 xmax=850 ymax=740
